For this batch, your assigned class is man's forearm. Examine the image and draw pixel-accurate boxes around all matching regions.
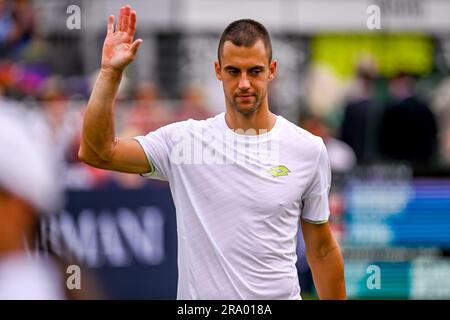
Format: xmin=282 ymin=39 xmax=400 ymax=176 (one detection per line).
xmin=307 ymin=244 xmax=346 ymax=300
xmin=79 ymin=69 xmax=122 ymax=161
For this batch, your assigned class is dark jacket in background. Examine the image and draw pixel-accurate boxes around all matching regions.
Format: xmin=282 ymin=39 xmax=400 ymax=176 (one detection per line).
xmin=379 ymin=96 xmax=437 ymax=166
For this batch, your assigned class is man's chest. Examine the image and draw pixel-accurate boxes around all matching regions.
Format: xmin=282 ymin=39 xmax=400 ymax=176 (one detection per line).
xmin=176 ymin=158 xmax=313 ymax=216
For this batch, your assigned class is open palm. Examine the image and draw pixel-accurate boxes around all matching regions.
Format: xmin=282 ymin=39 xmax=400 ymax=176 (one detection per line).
xmin=101 ymin=5 xmax=142 ymax=72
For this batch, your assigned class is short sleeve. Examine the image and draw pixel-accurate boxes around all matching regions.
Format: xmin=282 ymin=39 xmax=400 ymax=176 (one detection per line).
xmin=134 ymin=126 xmax=172 ymax=181
xmin=300 ymin=142 xmax=331 ymax=224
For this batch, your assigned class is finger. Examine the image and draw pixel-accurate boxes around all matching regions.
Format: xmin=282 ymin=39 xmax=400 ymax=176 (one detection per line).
xmin=128 ymin=10 xmax=137 ymax=38
xmin=130 ymin=39 xmax=143 ymax=55
xmin=121 ymin=5 xmax=131 ymax=33
xmin=107 ymin=15 xmax=114 ymax=34
xmin=117 ymin=6 xmax=124 ymax=32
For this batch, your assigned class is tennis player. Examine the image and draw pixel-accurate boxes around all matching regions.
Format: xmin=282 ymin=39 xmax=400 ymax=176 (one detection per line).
xmin=79 ymin=5 xmax=346 ymax=300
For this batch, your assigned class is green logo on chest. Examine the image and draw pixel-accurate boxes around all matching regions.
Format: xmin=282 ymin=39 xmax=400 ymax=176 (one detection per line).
xmin=268 ymin=165 xmax=290 ymax=177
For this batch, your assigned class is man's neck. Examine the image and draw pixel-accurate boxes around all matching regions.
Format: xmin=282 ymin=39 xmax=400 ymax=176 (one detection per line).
xmin=224 ymin=106 xmax=277 ymax=134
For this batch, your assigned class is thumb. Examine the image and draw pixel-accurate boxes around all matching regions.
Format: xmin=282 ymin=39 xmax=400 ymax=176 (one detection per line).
xmin=131 ymin=39 xmax=143 ymax=55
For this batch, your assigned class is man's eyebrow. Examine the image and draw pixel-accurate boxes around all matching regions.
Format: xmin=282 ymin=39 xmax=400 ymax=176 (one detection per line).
xmin=223 ymin=65 xmax=238 ymax=70
xmin=250 ymin=64 xmax=266 ymax=69
xmin=223 ymin=65 xmax=266 ymax=70
xmin=249 ymin=65 xmax=265 ymax=70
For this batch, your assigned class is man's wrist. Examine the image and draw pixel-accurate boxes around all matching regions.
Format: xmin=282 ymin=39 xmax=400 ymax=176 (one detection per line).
xmin=100 ymin=67 xmax=123 ymax=81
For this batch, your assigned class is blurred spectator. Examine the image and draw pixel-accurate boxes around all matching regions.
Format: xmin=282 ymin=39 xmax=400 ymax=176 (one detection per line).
xmin=304 ymin=64 xmax=344 ymax=119
xmin=431 ymin=77 xmax=450 ymax=166
xmin=0 ymin=105 xmax=65 ymax=299
xmin=0 ymin=0 xmax=15 ymax=57
xmin=379 ymin=72 xmax=438 ymax=167
xmin=175 ymin=85 xmax=212 ymax=121
xmin=0 ymin=0 xmax=35 ymax=58
xmin=11 ymin=0 xmax=35 ymax=54
xmin=340 ymin=56 xmax=381 ymax=164
xmin=123 ymin=81 xmax=172 ymax=135
xmin=0 ymin=59 xmax=51 ymax=99
xmin=301 ymin=115 xmax=356 ymax=173
xmin=38 ymin=76 xmax=80 ymax=159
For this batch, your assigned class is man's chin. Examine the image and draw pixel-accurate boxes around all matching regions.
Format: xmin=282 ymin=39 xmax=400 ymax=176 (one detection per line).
xmin=232 ymin=102 xmax=259 ymax=115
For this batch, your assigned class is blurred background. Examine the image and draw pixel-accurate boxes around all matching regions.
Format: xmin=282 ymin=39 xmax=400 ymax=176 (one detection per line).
xmin=1 ymin=0 xmax=450 ymax=299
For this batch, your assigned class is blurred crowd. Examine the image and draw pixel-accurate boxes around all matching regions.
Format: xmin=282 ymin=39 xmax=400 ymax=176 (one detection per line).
xmin=1 ymin=0 xmax=450 ymax=193
xmin=0 ymin=75 xmax=214 ymax=190
xmin=0 ymin=0 xmax=213 ymax=190
xmin=299 ymin=56 xmax=448 ymax=175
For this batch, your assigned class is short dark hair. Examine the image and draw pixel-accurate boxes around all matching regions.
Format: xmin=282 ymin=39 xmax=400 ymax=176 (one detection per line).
xmin=217 ymin=19 xmax=272 ymax=63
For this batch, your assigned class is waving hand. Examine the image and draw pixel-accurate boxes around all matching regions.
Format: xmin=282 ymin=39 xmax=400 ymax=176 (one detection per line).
xmin=101 ymin=5 xmax=142 ymax=72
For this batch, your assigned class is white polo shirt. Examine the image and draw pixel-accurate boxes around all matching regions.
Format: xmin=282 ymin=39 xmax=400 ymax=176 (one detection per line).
xmin=135 ymin=112 xmax=331 ymax=300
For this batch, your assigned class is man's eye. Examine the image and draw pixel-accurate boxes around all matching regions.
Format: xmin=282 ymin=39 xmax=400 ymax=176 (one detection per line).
xmin=228 ymin=70 xmax=238 ymax=75
xmin=251 ymin=69 xmax=262 ymax=75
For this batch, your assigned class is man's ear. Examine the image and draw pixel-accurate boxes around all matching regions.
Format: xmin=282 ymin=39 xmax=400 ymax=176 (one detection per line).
xmin=214 ymin=61 xmax=222 ymax=81
xmin=268 ymin=59 xmax=277 ymax=81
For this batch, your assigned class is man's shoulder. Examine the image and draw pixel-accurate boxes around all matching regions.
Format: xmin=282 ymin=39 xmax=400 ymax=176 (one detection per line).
xmin=146 ymin=114 xmax=220 ymax=140
xmin=162 ymin=113 xmax=222 ymax=131
xmin=279 ymin=116 xmax=324 ymax=150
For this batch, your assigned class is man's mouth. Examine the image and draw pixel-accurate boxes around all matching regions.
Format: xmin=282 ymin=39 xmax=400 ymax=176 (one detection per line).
xmin=236 ymin=94 xmax=255 ymax=100
xmin=237 ymin=94 xmax=254 ymax=97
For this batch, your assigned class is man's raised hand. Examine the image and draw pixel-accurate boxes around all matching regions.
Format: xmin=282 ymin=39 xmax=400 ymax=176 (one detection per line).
xmin=101 ymin=5 xmax=142 ymax=73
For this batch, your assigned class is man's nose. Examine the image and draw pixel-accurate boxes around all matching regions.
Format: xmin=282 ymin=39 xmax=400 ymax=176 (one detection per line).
xmin=238 ymin=75 xmax=250 ymax=91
